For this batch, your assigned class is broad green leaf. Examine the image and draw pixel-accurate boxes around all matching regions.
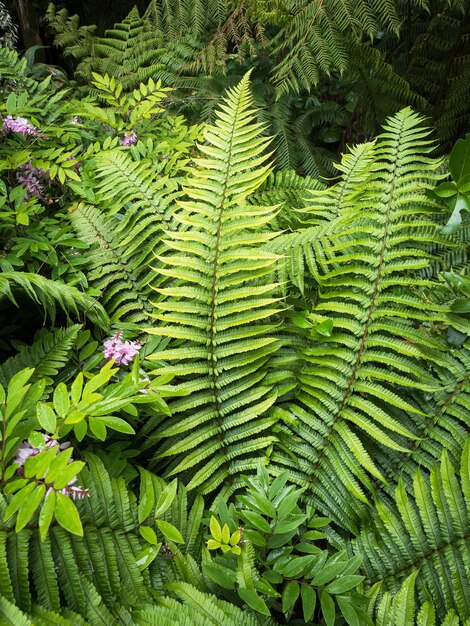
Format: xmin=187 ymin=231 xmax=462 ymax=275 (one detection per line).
xmin=71 ymin=372 xmax=84 ymax=404
xmin=312 ymin=559 xmax=349 ymax=585
xmin=139 ymin=526 xmax=158 ymax=545
xmin=238 ymin=588 xmax=271 ymax=616
xmin=97 ymin=415 xmax=135 ymax=434
xmin=449 ymin=133 xmax=470 ymax=182
xmin=336 ymin=596 xmax=361 ymax=626
xmin=320 ymin=591 xmax=336 ymax=626
xmin=53 ymin=461 xmax=85 ymax=490
xmin=16 ymin=484 xmax=46 ymax=531
xmin=282 ymin=581 xmax=300 ymax=613
xmin=238 ymin=510 xmax=271 ymax=533
xmin=37 ymin=402 xmax=57 ymax=433
xmin=301 ymin=583 xmax=317 ymax=622
xmin=6 ymin=484 xmax=39 ymax=524
xmin=39 ymin=489 xmax=56 ymax=542
xmin=203 ymin=562 xmax=236 ymax=589
xmin=53 ymin=383 xmax=70 ymax=417
xmin=156 ymin=519 xmax=184 ymax=543
xmin=6 ymin=368 xmax=33 ymax=419
xmin=136 ymin=545 xmax=159 ymax=571
xmin=24 ymin=446 xmax=58 ymax=479
xmin=326 ymin=575 xmax=364 ymax=594
xmin=210 ymin=515 xmax=222 ymax=542
xmin=138 ymin=468 xmax=155 ymax=523
xmin=154 ymin=478 xmax=178 ymax=517
xmin=55 ymin=492 xmax=83 ymax=536
xmin=89 ymin=417 xmax=107 ymax=440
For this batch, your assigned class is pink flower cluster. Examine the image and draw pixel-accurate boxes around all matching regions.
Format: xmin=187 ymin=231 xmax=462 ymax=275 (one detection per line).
xmin=2 ymin=115 xmax=42 ymax=137
xmin=119 ymin=130 xmax=137 ymax=146
xmin=16 ymin=162 xmax=44 ymax=199
xmin=103 ymin=330 xmax=141 ymax=366
xmin=14 ymin=435 xmax=89 ymax=500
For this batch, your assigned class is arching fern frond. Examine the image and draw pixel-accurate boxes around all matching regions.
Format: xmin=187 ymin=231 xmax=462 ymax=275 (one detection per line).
xmin=0 ymin=272 xmax=108 ymax=329
xmin=354 ymin=439 xmax=470 ymax=622
xmin=270 ymin=108 xmax=455 ymax=519
xmin=146 ymin=73 xmax=283 ymax=494
xmin=0 ymin=325 xmax=81 ymax=388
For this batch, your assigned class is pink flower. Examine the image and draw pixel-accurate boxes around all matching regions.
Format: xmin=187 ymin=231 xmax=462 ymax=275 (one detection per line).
xmin=103 ymin=330 xmax=141 ymax=366
xmin=14 ymin=434 xmax=69 ymax=467
xmin=16 ymin=162 xmax=45 ymax=199
xmin=119 ymin=130 xmax=137 ymax=146
xmin=2 ymin=115 xmax=43 ymax=137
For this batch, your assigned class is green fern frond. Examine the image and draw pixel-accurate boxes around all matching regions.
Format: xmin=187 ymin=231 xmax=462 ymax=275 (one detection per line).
xmin=269 ymin=108 xmax=456 ymax=519
xmin=370 ymin=571 xmax=468 ymax=626
xmin=355 ymin=439 xmax=470 ymax=622
xmin=0 ymin=272 xmax=108 ymax=329
xmin=0 ymin=325 xmax=81 ymax=388
xmin=146 ymin=73 xmax=283 ymax=494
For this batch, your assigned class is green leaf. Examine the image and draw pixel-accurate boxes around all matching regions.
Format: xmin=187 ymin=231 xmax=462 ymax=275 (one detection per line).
xmin=55 ymin=492 xmax=83 ymax=536
xmin=36 ymin=402 xmax=57 ymax=433
xmin=326 ymin=575 xmax=364 ymax=594
xmin=24 ymin=446 xmax=58 ymax=479
xmin=320 ymin=590 xmax=336 ymax=626
xmin=139 ymin=526 xmax=158 ymax=545
xmin=53 ymin=383 xmax=70 ymax=417
xmin=210 ymin=515 xmax=222 ymax=541
xmin=136 ymin=545 xmax=159 ymax=571
xmin=282 ymin=581 xmax=300 ymax=613
xmin=442 ymin=194 xmax=470 ymax=235
xmin=89 ymin=416 xmax=107 ymax=440
xmin=312 ymin=560 xmax=349 ymax=585
xmin=434 ymin=181 xmax=458 ymax=198
xmin=98 ymin=415 xmax=135 ymax=434
xmin=156 ymin=519 xmax=184 ymax=543
xmin=39 ymin=489 xmax=56 ymax=542
xmin=53 ymin=460 xmax=85 ymax=490
xmin=336 ymin=596 xmax=361 ymax=626
xmin=16 ymin=484 xmax=46 ymax=531
xmin=138 ymin=468 xmax=155 ymax=523
xmin=154 ymin=478 xmax=178 ymax=518
xmin=449 ymin=133 xmax=470 ymax=182
xmin=301 ymin=583 xmax=317 ymax=622
xmin=4 ymin=482 xmax=36 ymax=520
xmin=204 ymin=562 xmax=236 ymax=589
xmin=238 ymin=510 xmax=272 ymax=533
xmin=71 ymin=372 xmax=84 ymax=404
xmin=238 ymin=588 xmax=271 ymax=616
xmin=6 ymin=92 xmax=16 ymax=114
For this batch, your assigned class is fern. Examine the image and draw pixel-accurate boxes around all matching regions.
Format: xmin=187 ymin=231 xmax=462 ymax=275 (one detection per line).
xmin=146 ymin=73 xmax=283 ymax=494
xmin=0 ymin=325 xmax=81 ymax=387
xmin=268 ymin=108 xmax=459 ymax=523
xmin=0 ymin=271 xmax=108 ymax=329
xmin=354 ymin=439 xmax=470 ymax=622
xmin=369 ymin=571 xmax=470 ymax=626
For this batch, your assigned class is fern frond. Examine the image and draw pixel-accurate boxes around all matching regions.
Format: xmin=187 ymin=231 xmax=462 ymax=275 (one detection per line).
xmin=370 ymin=571 xmax=467 ymax=626
xmin=146 ymin=73 xmax=283 ymax=493
xmin=0 ymin=326 xmax=81 ymax=388
xmin=270 ymin=108 xmax=455 ymax=521
xmin=355 ymin=439 xmax=470 ymax=622
xmin=0 ymin=272 xmax=108 ymax=329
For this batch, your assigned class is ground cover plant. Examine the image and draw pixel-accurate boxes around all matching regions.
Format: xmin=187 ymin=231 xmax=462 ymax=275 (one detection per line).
xmin=0 ymin=1 xmax=469 ymax=624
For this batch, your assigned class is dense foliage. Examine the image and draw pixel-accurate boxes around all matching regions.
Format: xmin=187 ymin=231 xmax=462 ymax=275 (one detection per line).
xmin=0 ymin=1 xmax=469 ymax=624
